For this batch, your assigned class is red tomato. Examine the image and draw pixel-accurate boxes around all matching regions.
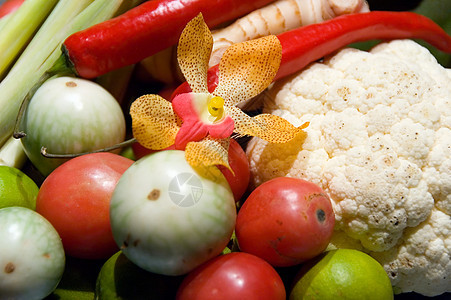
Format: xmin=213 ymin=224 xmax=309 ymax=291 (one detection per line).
xmin=235 ymin=177 xmax=335 ymax=267
xmin=131 ymin=142 xmax=175 ymax=159
xmin=176 ymin=252 xmax=286 ymax=300
xmin=158 ymin=84 xmax=179 ymax=100
xmin=132 ymin=139 xmax=249 ymax=202
xmin=36 ymin=153 xmax=134 ymax=259
xmin=216 ymin=139 xmax=250 ymax=202
xmin=0 ymin=0 xmax=24 ymax=18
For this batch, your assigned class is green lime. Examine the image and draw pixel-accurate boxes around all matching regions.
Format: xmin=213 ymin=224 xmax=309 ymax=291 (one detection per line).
xmin=289 ymin=249 xmax=393 ymax=300
xmin=95 ymin=251 xmax=183 ymax=300
xmin=0 ymin=165 xmax=39 ymax=210
xmin=119 ymin=145 xmax=136 ymax=161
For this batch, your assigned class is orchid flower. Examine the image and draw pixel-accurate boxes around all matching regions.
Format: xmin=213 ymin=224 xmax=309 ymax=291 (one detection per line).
xmin=130 ymin=14 xmax=307 ymax=172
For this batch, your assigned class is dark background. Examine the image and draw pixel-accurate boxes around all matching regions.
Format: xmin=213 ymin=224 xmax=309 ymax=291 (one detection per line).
xmin=367 ymin=0 xmax=423 ymax=11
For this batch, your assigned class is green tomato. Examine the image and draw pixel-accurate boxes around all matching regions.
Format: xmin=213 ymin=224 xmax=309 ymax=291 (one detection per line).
xmin=0 ymin=207 xmax=65 ymax=299
xmin=110 ymin=150 xmax=236 ymax=276
xmin=20 ymin=76 xmax=126 ymax=176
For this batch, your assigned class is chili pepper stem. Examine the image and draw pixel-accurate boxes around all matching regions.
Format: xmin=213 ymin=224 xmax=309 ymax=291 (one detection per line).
xmin=13 ymin=41 xmax=102 ymax=140
xmin=0 ymin=0 xmax=133 ymax=149
xmin=13 ymin=56 xmax=75 ymax=140
xmin=0 ymin=0 xmax=94 ymax=148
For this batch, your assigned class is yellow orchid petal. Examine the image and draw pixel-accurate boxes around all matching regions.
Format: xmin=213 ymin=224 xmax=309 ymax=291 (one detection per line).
xmin=226 ymin=106 xmax=308 ymax=143
xmin=185 ymin=137 xmax=233 ymax=175
xmin=214 ymin=35 xmax=282 ymax=106
xmin=130 ymin=94 xmax=181 ymax=150
xmin=177 ymin=13 xmax=212 ymax=93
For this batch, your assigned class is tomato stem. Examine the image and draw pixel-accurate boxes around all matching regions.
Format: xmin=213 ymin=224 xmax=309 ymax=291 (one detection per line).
xmin=40 ymin=138 xmax=137 ymax=159
xmin=13 ymin=54 xmax=74 ymax=140
xmin=13 ymin=72 xmax=56 ymax=139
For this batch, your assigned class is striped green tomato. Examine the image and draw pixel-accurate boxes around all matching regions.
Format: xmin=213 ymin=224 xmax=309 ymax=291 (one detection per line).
xmin=20 ymin=76 xmax=126 ymax=176
xmin=110 ymin=150 xmax=236 ymax=276
xmin=0 ymin=207 xmax=65 ymax=299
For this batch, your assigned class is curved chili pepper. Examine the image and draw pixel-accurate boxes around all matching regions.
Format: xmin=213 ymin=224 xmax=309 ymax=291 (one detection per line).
xmin=62 ymin=0 xmax=276 ymax=79
xmin=276 ymin=11 xmax=451 ymax=81
xmin=171 ymin=11 xmax=451 ymax=98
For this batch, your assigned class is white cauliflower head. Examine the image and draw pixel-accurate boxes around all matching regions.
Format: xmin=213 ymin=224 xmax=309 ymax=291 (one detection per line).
xmin=246 ymin=39 xmax=451 ymax=296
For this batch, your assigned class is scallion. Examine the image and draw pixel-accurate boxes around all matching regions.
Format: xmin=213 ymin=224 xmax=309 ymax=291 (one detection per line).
xmin=0 ymin=0 xmax=127 ymax=147
xmin=0 ymin=0 xmax=58 ymax=78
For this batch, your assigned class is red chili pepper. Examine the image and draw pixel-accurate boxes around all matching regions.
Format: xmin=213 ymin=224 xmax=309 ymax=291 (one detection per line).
xmin=171 ymin=11 xmax=451 ymax=98
xmin=0 ymin=0 xmax=25 ymax=18
xmin=62 ymin=0 xmax=276 ymax=79
xmin=276 ymin=11 xmax=451 ymax=81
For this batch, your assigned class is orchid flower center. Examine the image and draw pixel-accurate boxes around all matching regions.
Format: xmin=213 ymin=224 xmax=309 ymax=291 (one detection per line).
xmin=207 ymin=96 xmax=225 ymax=122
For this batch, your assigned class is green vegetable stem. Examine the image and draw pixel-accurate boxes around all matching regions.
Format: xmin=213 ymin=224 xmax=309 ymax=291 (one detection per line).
xmin=0 ymin=0 xmax=57 ymax=79
xmin=0 ymin=0 xmax=130 ymax=149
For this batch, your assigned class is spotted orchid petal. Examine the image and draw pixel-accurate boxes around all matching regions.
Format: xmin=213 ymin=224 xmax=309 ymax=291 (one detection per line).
xmin=213 ymin=35 xmax=282 ymax=107
xmin=225 ymin=105 xmax=308 ymax=143
xmin=177 ymin=13 xmax=212 ymax=93
xmin=130 ymin=94 xmax=181 ymax=150
xmin=185 ymin=137 xmax=233 ymax=174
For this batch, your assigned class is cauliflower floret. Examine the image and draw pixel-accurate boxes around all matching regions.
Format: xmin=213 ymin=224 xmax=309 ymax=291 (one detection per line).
xmin=328 ymin=208 xmax=450 ymax=296
xmin=424 ymin=127 xmax=451 ymax=214
xmin=370 ymin=208 xmax=451 ymax=297
xmin=246 ymin=40 xmax=451 ymax=296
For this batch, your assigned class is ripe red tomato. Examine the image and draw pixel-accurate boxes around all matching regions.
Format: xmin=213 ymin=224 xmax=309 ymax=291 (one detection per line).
xmin=132 ymin=138 xmax=249 ymax=202
xmin=235 ymin=177 xmax=335 ymax=267
xmin=131 ymin=142 xmax=175 ymax=159
xmin=36 ymin=153 xmax=134 ymax=259
xmin=216 ymin=138 xmax=250 ymax=202
xmin=176 ymin=252 xmax=286 ymax=300
xmin=0 ymin=0 xmax=24 ymax=18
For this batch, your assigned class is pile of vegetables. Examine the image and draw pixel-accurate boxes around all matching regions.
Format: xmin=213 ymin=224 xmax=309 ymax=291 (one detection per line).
xmin=0 ymin=0 xmax=450 ymax=299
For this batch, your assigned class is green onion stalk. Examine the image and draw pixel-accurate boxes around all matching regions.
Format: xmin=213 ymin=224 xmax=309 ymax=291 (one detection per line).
xmin=0 ymin=136 xmax=26 ymax=168
xmin=0 ymin=0 xmax=58 ymax=79
xmin=0 ymin=12 xmax=11 ymax=32
xmin=0 ymin=0 xmax=129 ymax=149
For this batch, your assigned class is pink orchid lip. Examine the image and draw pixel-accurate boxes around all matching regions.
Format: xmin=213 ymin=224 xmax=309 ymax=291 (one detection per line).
xmin=172 ymin=92 xmax=235 ymax=149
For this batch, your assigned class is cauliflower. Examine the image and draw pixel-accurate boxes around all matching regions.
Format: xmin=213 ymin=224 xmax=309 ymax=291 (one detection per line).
xmin=246 ymin=39 xmax=451 ymax=296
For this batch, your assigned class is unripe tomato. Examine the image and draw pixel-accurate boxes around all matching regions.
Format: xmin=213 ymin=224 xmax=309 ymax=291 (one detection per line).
xmin=236 ymin=177 xmax=335 ymax=267
xmin=0 ymin=207 xmax=65 ymax=299
xmin=132 ymin=139 xmax=249 ymax=202
xmin=110 ymin=150 xmax=236 ymax=276
xmin=20 ymin=77 xmax=126 ymax=176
